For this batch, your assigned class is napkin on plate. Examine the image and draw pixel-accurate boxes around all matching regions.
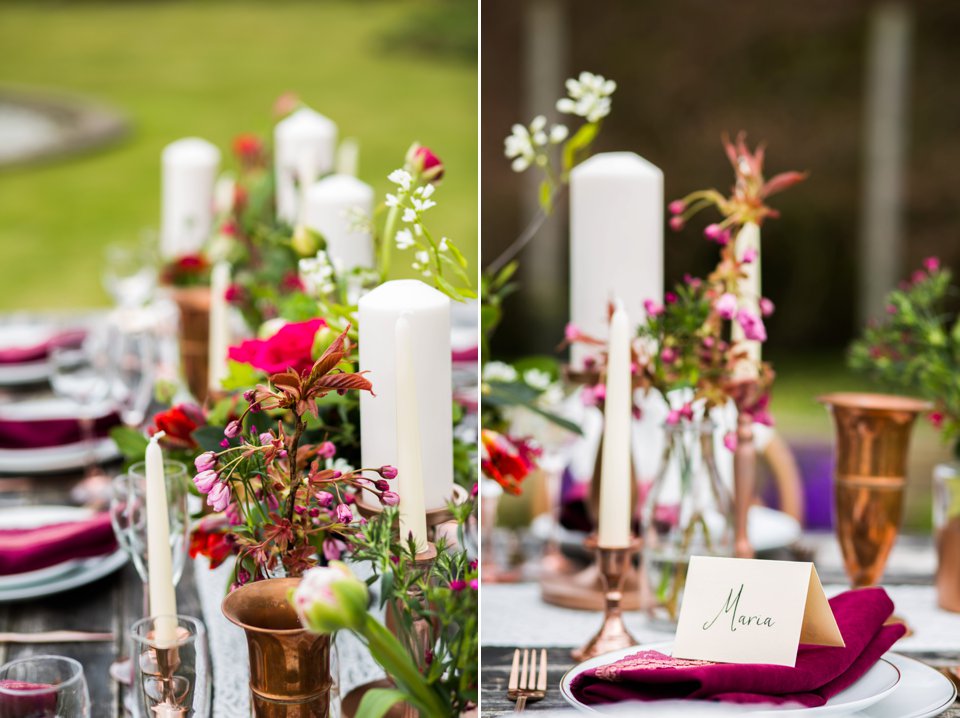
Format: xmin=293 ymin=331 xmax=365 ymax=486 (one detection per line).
xmin=570 ymin=587 xmax=905 ymax=708
xmin=0 ymin=513 xmax=117 ymax=576
xmin=0 ymin=328 xmax=85 ymax=365
xmin=0 ymin=412 xmax=120 ymax=450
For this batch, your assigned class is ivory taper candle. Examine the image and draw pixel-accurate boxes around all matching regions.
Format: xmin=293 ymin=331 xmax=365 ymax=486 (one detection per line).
xmin=598 ymin=302 xmax=633 ymax=548
xmin=145 ymin=433 xmax=178 ymax=643
xmin=394 ymin=315 xmax=428 ymax=551
xmin=207 ymin=261 xmax=230 ymax=392
xmin=274 ymin=107 xmax=337 ymax=224
xmin=731 ymin=221 xmax=761 ymax=379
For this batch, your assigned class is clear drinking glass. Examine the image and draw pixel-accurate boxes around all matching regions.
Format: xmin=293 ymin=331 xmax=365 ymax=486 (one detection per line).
xmin=129 ymin=616 xmax=210 ymax=718
xmin=111 ymin=328 xmax=157 ymax=429
xmin=0 ymin=655 xmax=90 ymax=717
xmin=102 ymin=239 xmax=158 ymax=308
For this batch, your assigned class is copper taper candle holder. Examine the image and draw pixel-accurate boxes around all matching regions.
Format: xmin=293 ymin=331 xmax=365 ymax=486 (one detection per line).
xmin=356 ymin=484 xmax=468 ymax=539
xmin=341 ymin=542 xmax=438 ymax=718
xmin=571 ymin=535 xmax=642 ymax=662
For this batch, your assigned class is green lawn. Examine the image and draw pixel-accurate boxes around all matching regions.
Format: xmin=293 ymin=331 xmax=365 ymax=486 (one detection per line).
xmin=0 ymin=0 xmax=477 ymax=310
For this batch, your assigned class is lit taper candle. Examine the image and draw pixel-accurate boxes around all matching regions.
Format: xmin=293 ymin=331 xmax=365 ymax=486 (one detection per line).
xmin=598 ymin=302 xmax=632 ymax=548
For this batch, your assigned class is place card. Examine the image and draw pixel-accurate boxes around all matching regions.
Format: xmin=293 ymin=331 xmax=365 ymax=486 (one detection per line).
xmin=673 ymin=556 xmax=844 ymax=667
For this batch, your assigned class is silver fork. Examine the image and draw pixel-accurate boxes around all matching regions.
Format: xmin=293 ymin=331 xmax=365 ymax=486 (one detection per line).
xmin=507 ymin=648 xmax=548 ymax=711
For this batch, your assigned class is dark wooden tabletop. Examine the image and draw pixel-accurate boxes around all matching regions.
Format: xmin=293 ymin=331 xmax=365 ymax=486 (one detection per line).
xmin=0 ymin=470 xmax=202 ymax=717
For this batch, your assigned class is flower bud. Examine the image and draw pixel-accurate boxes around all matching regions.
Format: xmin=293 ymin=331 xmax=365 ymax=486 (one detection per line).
xmin=195 ymin=452 xmax=216 ymax=473
xmin=224 ymin=420 xmax=241 ymax=439
xmin=207 ymin=482 xmax=231 ymax=512
xmin=668 ymin=200 xmax=685 ymax=215
xmin=194 ymin=470 xmax=219 ymax=494
xmin=374 ymin=479 xmax=390 ymax=491
xmin=316 ymin=491 xmax=334 ymax=508
xmin=291 ymin=562 xmax=369 ymax=634
xmin=335 ymin=504 xmax=353 ymax=523
xmin=317 ymin=441 xmax=336 ymax=459
xmin=379 ymin=465 xmax=398 ymax=479
xmin=381 ymin=491 xmax=400 ymax=506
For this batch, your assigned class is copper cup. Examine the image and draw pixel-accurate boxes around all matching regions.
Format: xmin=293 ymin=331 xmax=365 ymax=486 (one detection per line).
xmin=222 ymin=578 xmax=331 ymax=718
xmin=820 ymin=393 xmax=930 ymax=588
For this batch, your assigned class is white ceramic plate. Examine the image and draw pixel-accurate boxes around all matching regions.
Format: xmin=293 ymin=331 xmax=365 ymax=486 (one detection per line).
xmin=0 ymin=437 xmax=120 ymax=474
xmin=0 ymin=549 xmax=127 ymax=602
xmin=857 ymin=653 xmax=957 ymax=718
xmin=560 ymin=641 xmax=901 ymax=717
xmin=0 ymin=323 xmax=60 ymax=385
xmin=0 ymin=396 xmax=115 ymax=422
xmin=0 ymin=359 xmax=51 ymax=385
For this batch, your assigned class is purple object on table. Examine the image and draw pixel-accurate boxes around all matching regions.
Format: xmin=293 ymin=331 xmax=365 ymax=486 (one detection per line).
xmin=0 ymin=681 xmax=57 ymax=716
xmin=0 ymin=412 xmax=120 ymax=450
xmin=0 ymin=513 xmax=117 ymax=576
xmin=570 ymin=587 xmax=905 ymax=708
xmin=0 ymin=329 xmax=85 ymax=365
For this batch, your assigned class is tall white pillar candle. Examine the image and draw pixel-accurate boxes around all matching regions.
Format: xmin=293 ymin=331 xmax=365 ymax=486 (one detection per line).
xmin=160 ymin=138 xmax=220 ymax=260
xmin=145 ymin=433 xmax=178 ymax=642
xmin=394 ymin=315 xmax=429 ymax=550
xmin=274 ymin=107 xmax=338 ymax=224
xmin=598 ymin=303 xmax=633 ymax=548
xmin=302 ymin=175 xmax=375 ymax=272
xmin=207 ymin=261 xmax=231 ymax=392
xmin=731 ymin=222 xmax=761 ymax=379
xmin=569 ymin=152 xmax=663 ymax=368
xmin=358 ymin=280 xmax=453 ymax=510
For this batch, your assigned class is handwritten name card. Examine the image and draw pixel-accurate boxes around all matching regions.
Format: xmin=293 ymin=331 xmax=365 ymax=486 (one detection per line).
xmin=673 ymin=556 xmax=844 ymax=667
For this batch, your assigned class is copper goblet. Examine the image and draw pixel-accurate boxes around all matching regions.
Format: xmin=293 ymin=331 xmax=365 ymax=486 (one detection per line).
xmin=819 ymin=393 xmax=930 ymax=588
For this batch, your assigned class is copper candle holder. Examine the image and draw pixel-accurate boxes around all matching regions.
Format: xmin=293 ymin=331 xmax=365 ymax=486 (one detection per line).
xmin=355 ymin=484 xmax=468 ymax=539
xmin=727 ymin=379 xmax=764 ymax=559
xmin=571 ymin=534 xmax=642 ymax=662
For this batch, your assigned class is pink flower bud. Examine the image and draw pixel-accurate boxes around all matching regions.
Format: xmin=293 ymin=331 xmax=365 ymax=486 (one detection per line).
xmin=317 ymin=441 xmax=336 ymax=459
xmin=258 ymin=432 xmax=274 ymax=446
xmin=335 ymin=504 xmax=353 ymax=523
xmin=742 ymin=247 xmax=758 ymax=264
xmin=669 ymin=216 xmax=685 ymax=232
xmin=665 ymin=291 xmax=678 ymax=304
xmin=194 ymin=470 xmax=218 ymax=494
xmin=660 ymin=347 xmax=678 ymax=364
xmin=643 ymin=299 xmax=664 ymax=317
xmin=379 ymin=465 xmax=398 ymax=479
xmin=668 ymin=200 xmax=685 ymax=215
xmin=759 ymin=297 xmax=775 ymax=317
xmin=723 ymin=432 xmax=738 ymax=452
xmin=316 ymin=491 xmax=334 ymax=508
xmin=924 ymin=256 xmax=941 ymax=273
xmin=564 ymin=322 xmax=580 ymax=342
xmin=736 ymin=310 xmax=768 ymax=342
xmin=207 ymin=481 xmax=231 ymax=512
xmin=714 ymin=293 xmax=739 ymax=320
xmin=381 ymin=491 xmax=400 ymax=506
xmin=194 ymin=452 xmax=216 ymax=473
xmin=374 ymin=479 xmax=390 ymax=491
xmin=449 ymin=579 xmax=467 ymax=592
xmin=666 ymin=409 xmax=681 ymax=425
xmin=224 ymin=420 xmax=241 ymax=438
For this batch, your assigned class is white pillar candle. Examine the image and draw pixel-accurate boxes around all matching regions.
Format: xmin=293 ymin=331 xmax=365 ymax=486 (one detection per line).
xmin=302 ymin=175 xmax=375 ymax=272
xmin=160 ymin=138 xmax=220 ymax=260
xmin=394 ymin=315 xmax=429 ymax=551
xmin=569 ymin=152 xmax=663 ymax=368
xmin=145 ymin=433 xmax=178 ymax=643
xmin=731 ymin=222 xmax=761 ymax=379
xmin=358 ymin=280 xmax=453 ymax=510
xmin=598 ymin=303 xmax=632 ymax=548
xmin=274 ymin=107 xmax=338 ymax=224
xmin=207 ymin=261 xmax=231 ymax=392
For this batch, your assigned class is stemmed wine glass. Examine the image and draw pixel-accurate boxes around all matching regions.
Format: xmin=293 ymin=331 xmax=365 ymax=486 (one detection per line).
xmin=102 ymin=238 xmax=158 ymax=309
xmin=110 ymin=328 xmax=157 ymax=430
xmin=49 ymin=325 xmax=115 ymax=506
xmin=0 ymin=655 xmax=90 ymax=717
xmin=108 ymin=461 xmax=189 ymax=685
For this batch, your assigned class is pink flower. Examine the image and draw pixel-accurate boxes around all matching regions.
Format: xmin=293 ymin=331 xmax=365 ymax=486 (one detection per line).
xmin=592 ymin=383 xmax=606 ymax=401
xmin=564 ymin=322 xmax=580 ymax=342
xmin=660 ymin=347 xmax=678 ymax=364
xmin=335 ymin=504 xmax=353 ymax=523
xmin=702 ymin=336 xmax=715 ymax=348
xmin=643 ymin=299 xmax=664 ymax=317
xmin=930 ymin=411 xmax=945 ymax=429
xmin=704 ymin=224 xmax=724 ymax=241
xmin=759 ymin=297 xmax=775 ymax=317
xmin=228 ymin=318 xmax=328 ymax=376
xmin=379 ymin=465 xmax=398 ymax=479
xmin=207 ymin=482 xmax=231 ymax=512
xmin=224 ymin=420 xmax=241 ymax=439
xmin=714 ymin=293 xmax=739 ymax=320
xmin=736 ymin=310 xmax=767 ymax=342
xmin=666 ymin=409 xmax=681 ymax=425
xmin=924 ymin=256 xmax=941 ymax=272
xmin=723 ymin=431 xmax=738 ymax=452
xmin=449 ymin=579 xmax=467 ymax=592
xmin=194 ymin=470 xmax=218 ymax=494
xmin=322 ymin=538 xmax=347 ymax=562
xmin=683 ymin=273 xmax=702 ymax=289
xmin=679 ymin=403 xmax=694 ymax=421
xmin=411 ymin=145 xmax=444 ymax=181
xmin=470 ymin=578 xmax=479 ymax=590
xmin=381 ymin=491 xmax=400 ymax=506
xmin=742 ymin=247 xmax=758 ymax=264
xmin=669 ymin=216 xmax=684 ymax=231
xmin=912 ymin=270 xmax=926 ymax=285
xmin=668 ymin=200 xmax=685 ymax=215
xmin=665 ymin=291 xmax=678 ymax=304
xmin=317 ymin=441 xmax=336 ymax=459
xmin=195 ymin=452 xmax=216 ymax=473
xmin=653 ymin=504 xmax=681 ymax=528
xmin=316 ymin=491 xmax=334 ymax=508
xmin=885 ymin=304 xmax=897 ymax=315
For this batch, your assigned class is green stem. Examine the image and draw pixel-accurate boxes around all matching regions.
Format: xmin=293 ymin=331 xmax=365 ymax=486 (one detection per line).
xmin=381 ymin=203 xmax=401 ymax=281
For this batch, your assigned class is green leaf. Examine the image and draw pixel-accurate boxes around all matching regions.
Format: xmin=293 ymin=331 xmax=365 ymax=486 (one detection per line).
xmin=539 ymin=179 xmax=553 ymax=213
xmin=192 ymin=425 xmax=227 ymax=453
xmin=562 ymin=122 xmax=600 ymax=173
xmin=356 ymin=688 xmax=409 ymax=718
xmin=109 ymin=427 xmax=150 ymax=462
xmin=221 ymin=360 xmax=262 ymax=391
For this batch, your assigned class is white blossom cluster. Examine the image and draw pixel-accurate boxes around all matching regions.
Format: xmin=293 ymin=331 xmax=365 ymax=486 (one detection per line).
xmin=503 ymin=115 xmax=568 ymax=173
xmin=298 ymin=250 xmax=337 ymax=297
xmin=556 ymin=71 xmax=617 ymax=122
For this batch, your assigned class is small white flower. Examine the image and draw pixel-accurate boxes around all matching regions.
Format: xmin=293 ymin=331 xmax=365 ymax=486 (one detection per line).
xmin=523 ymin=368 xmax=552 ymax=391
xmin=556 ymin=71 xmax=616 ymax=122
xmin=412 ymin=198 xmax=436 ymax=212
xmin=413 ymin=223 xmax=423 ymax=237
xmin=395 ymin=228 xmax=415 ymax=250
xmin=420 ymin=184 xmax=435 ymax=199
xmin=504 ymin=124 xmax=535 ymax=173
xmin=415 ymin=250 xmax=430 ymax=265
xmin=402 ymin=208 xmax=418 ymax=224
xmin=438 ymin=236 xmax=449 ymax=251
xmin=483 ymin=361 xmax=518 ymax=383
xmin=388 ymin=169 xmax=413 ymax=190
xmin=385 ymin=193 xmax=400 ymax=208
xmin=550 ymin=125 xmax=569 ymax=143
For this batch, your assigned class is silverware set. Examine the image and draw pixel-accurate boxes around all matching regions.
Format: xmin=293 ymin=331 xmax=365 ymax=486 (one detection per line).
xmin=508 ymin=648 xmax=548 ymax=711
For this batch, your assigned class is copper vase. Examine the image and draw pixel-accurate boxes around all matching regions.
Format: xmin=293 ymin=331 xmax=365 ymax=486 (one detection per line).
xmin=222 ymin=578 xmax=331 ymax=717
xmin=169 ymin=286 xmax=211 ymax=403
xmin=819 ymin=393 xmax=930 ymax=588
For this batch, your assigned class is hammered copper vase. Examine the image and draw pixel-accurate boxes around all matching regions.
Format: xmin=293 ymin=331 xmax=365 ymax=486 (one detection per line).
xmin=222 ymin=578 xmax=331 ymax=717
xmin=169 ymin=286 xmax=211 ymax=403
xmin=819 ymin=393 xmax=930 ymax=588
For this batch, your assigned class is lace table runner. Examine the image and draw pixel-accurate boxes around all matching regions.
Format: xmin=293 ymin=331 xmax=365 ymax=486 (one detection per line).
xmin=194 ymin=558 xmax=385 ymax=718
xmin=481 ymin=582 xmax=960 ymax=652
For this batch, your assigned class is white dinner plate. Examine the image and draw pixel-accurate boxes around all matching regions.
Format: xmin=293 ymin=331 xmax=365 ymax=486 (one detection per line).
xmin=560 ymin=641 xmax=901 ymax=717
xmin=0 ymin=437 xmax=120 ymax=474
xmin=0 ymin=322 xmax=60 ymax=385
xmin=0 ymin=396 xmax=115 ymax=422
xmin=0 ymin=359 xmax=51 ymax=385
xmin=0 ymin=549 xmax=128 ymax=603
xmin=856 ymin=653 xmax=957 ymax=718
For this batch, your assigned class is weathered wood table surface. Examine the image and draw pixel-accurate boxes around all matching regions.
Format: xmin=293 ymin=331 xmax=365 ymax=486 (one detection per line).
xmin=481 ymin=534 xmax=960 ymax=716
xmin=0 ymin=470 xmax=202 ymax=716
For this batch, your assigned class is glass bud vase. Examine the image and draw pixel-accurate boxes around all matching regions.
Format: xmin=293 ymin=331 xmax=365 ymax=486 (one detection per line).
xmin=642 ymin=420 xmax=733 ymax=625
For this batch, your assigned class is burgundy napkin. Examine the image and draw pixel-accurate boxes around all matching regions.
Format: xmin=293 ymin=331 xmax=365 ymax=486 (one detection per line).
xmin=570 ymin=587 xmax=905 ymax=708
xmin=0 ymin=412 xmax=120 ymax=450
xmin=0 ymin=513 xmax=117 ymax=576
xmin=452 ymin=346 xmax=479 ymax=362
xmin=0 ymin=329 xmax=85 ymax=365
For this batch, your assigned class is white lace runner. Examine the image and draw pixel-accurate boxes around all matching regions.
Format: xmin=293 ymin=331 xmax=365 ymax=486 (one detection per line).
xmin=194 ymin=557 xmax=385 ymax=718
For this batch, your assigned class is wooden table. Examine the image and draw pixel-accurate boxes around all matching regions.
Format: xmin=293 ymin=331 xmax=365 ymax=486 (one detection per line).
xmin=480 ymin=534 xmax=960 ymax=716
xmin=0 ymin=471 xmax=203 ymax=716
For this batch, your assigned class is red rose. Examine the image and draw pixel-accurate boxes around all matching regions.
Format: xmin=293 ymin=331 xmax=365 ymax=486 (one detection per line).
xmin=232 ymin=133 xmax=263 ymax=164
xmin=224 ymin=283 xmax=246 ymax=304
xmin=189 ymin=525 xmax=234 ymax=569
xmin=280 ymin=271 xmax=305 ymax=294
xmin=176 ymin=254 xmax=208 ymax=272
xmin=480 ymin=430 xmax=540 ymax=495
xmin=407 ymin=143 xmax=444 ymax=182
xmin=150 ymin=403 xmax=205 ymax=449
xmin=228 ymin=318 xmax=328 ymax=376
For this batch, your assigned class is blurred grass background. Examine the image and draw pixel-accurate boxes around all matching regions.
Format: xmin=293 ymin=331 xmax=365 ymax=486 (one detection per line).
xmin=0 ymin=0 xmax=477 ymax=309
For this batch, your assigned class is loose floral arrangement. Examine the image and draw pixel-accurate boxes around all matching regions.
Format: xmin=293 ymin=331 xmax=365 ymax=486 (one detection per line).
xmin=849 ymin=257 xmax=957 ymax=454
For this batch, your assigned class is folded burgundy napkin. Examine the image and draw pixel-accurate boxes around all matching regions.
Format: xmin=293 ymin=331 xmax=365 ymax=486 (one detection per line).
xmin=0 ymin=412 xmax=120 ymax=450
xmin=452 ymin=345 xmax=479 ymax=362
xmin=570 ymin=587 xmax=905 ymax=708
xmin=0 ymin=328 xmax=85 ymax=365
xmin=0 ymin=513 xmax=117 ymax=576
xmin=0 ymin=681 xmax=57 ymax=716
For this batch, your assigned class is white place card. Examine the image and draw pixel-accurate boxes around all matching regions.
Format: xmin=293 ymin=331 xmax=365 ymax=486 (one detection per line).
xmin=673 ymin=556 xmax=844 ymax=667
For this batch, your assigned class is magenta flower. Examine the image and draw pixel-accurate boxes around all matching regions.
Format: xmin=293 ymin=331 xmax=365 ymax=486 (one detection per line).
xmin=742 ymin=247 xmax=758 ymax=264
xmin=379 ymin=465 xmax=399 ymax=480
xmin=207 ymin=482 xmax=231 ymax=512
xmin=228 ymin=318 xmax=328 ymax=376
xmin=668 ymin=200 xmax=685 ymax=215
xmin=449 ymin=579 xmax=467 ymax=592
xmin=759 ymin=297 xmax=775 ymax=317
xmin=194 ymin=470 xmax=218 ymax=494
xmin=322 ymin=538 xmax=347 ymax=562
xmin=374 ymin=479 xmax=390 ymax=491
xmin=258 ymin=432 xmax=274 ymax=446
xmin=660 ymin=347 xmax=678 ymax=364
xmin=317 ymin=441 xmax=336 ymax=459
xmin=224 ymin=420 xmax=241 ymax=439
xmin=643 ymin=299 xmax=664 ymax=317
xmin=335 ymin=504 xmax=353 ymax=523
xmin=715 ymin=293 xmax=738 ymax=320
xmin=469 ymin=578 xmax=479 ymax=590
xmin=924 ymin=256 xmax=941 ymax=272
xmin=723 ymin=431 xmax=737 ymax=452
xmin=666 ymin=409 xmax=681 ymax=425
xmin=736 ymin=310 xmax=767 ymax=342
xmin=930 ymin=411 xmax=945 ymax=429
xmin=665 ymin=291 xmax=678 ymax=304
xmin=564 ymin=322 xmax=581 ymax=342
xmin=704 ymin=223 xmax=724 ymax=241
xmin=194 ymin=452 xmax=216 ymax=473
xmin=683 ymin=273 xmax=702 ymax=289
xmin=381 ymin=491 xmax=400 ymax=506
xmin=653 ymin=504 xmax=681 ymax=528
xmin=316 ymin=491 xmax=335 ymax=508
xmin=669 ymin=216 xmax=684 ymax=231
